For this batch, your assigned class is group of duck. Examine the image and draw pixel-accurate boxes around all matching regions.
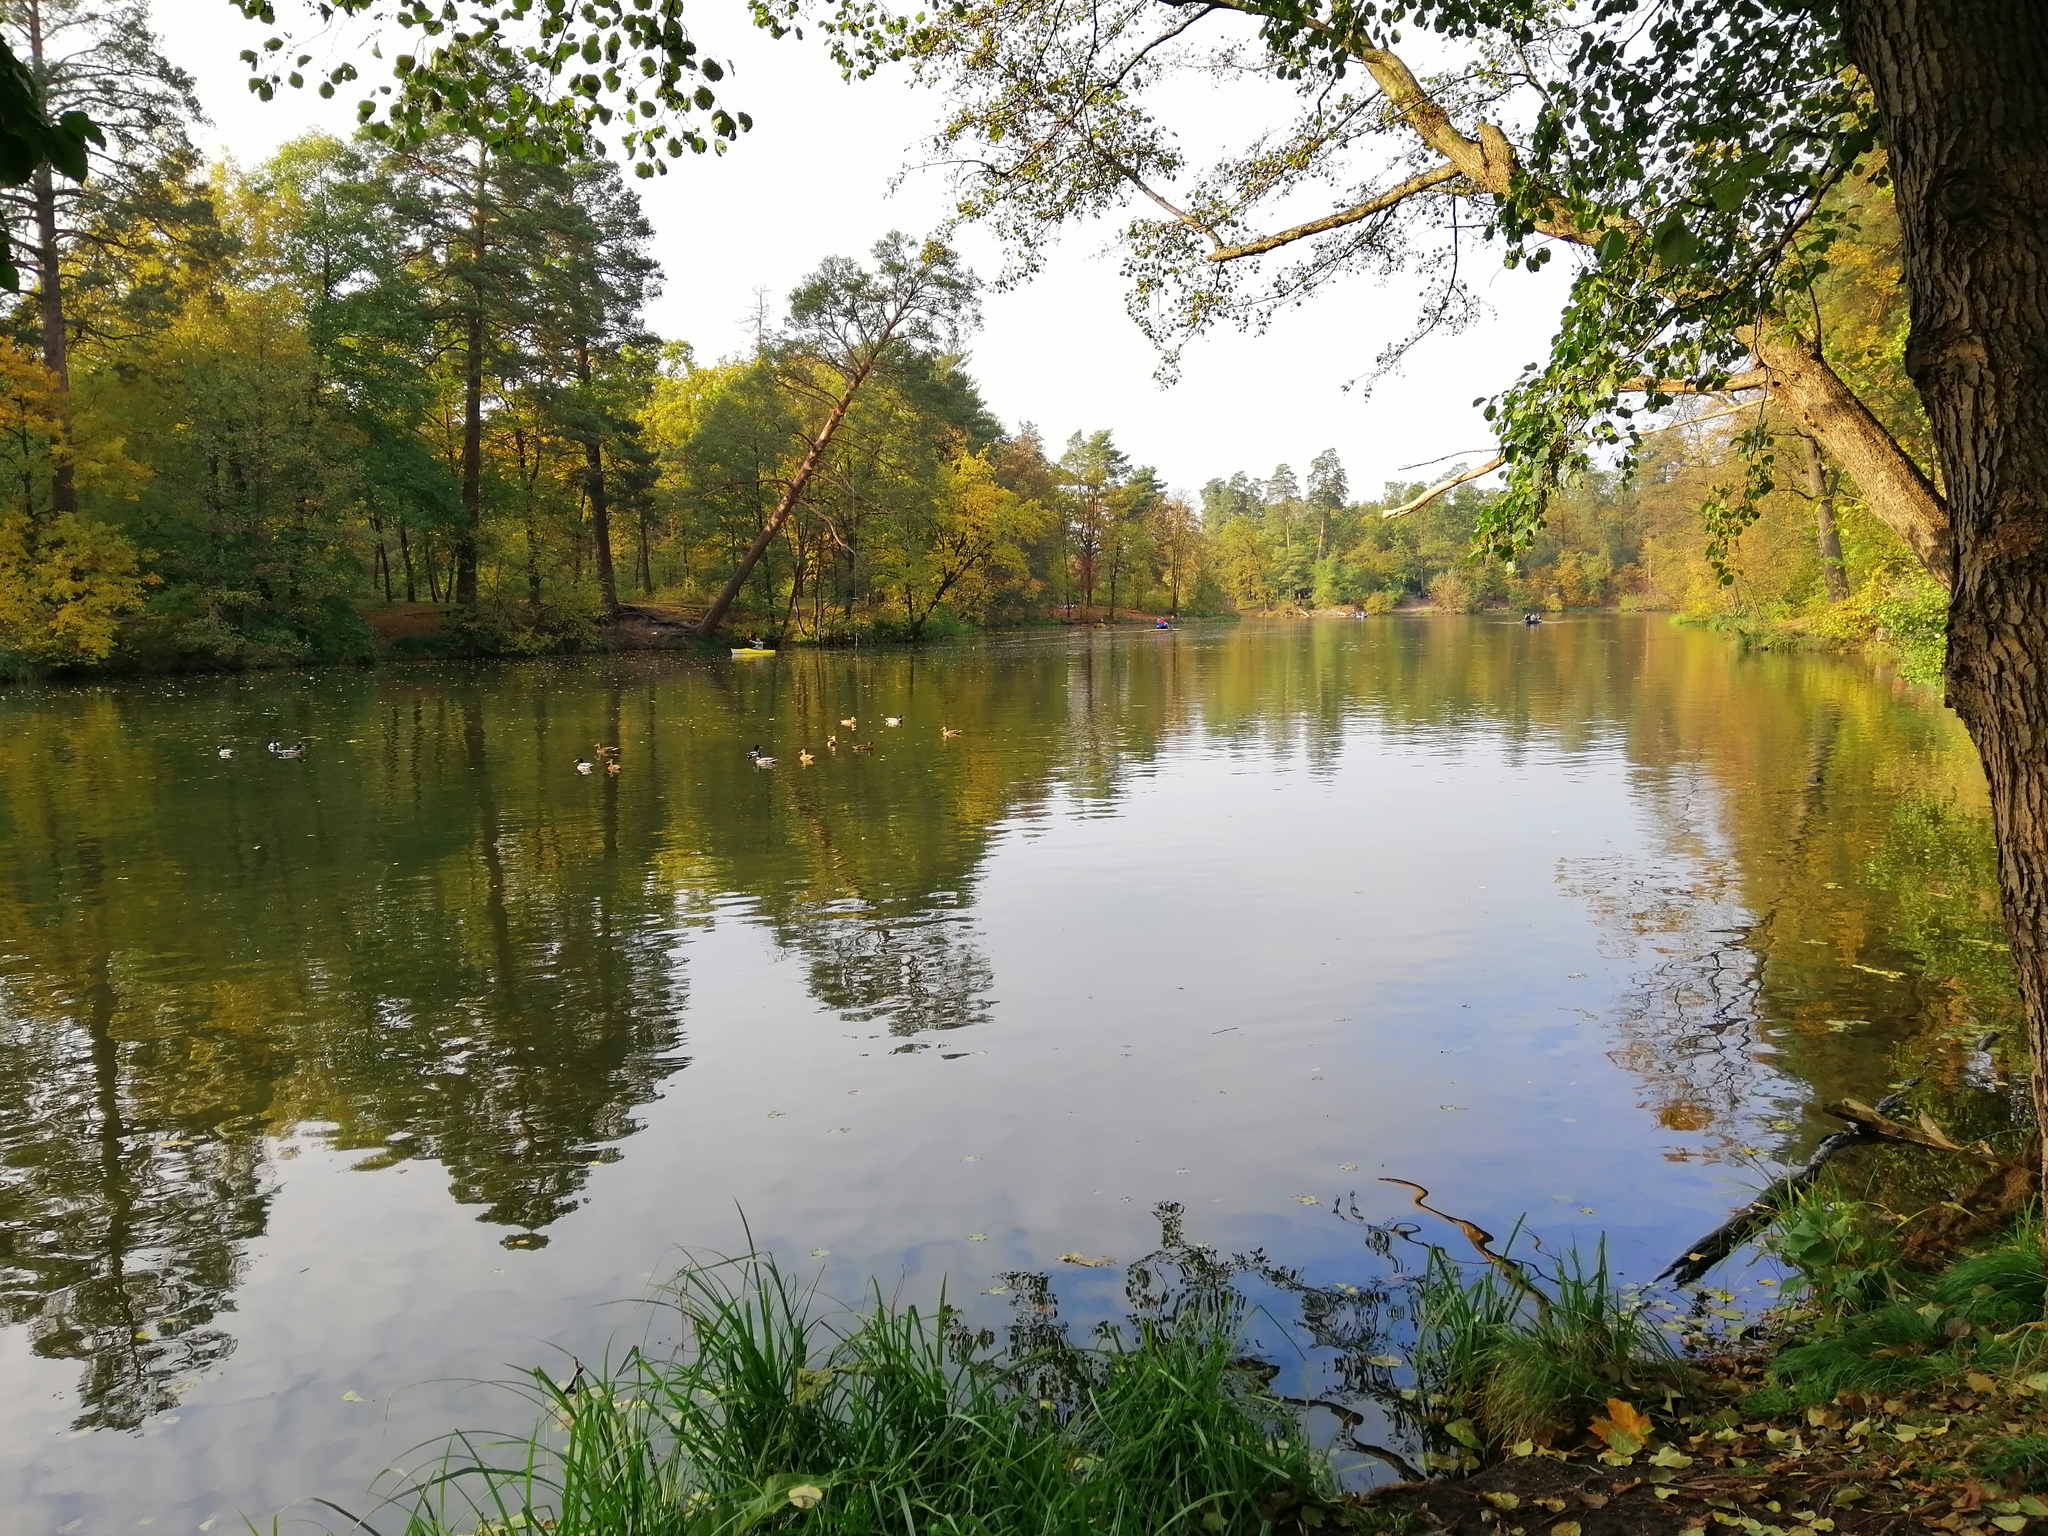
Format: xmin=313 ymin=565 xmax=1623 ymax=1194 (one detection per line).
xmin=572 ymin=716 xmax=963 ymax=776
xmin=747 ymin=717 xmax=965 ymax=770
xmin=214 ymin=738 xmax=314 ymax=760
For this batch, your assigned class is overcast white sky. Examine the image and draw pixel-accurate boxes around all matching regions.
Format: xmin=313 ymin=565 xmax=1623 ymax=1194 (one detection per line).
xmin=153 ymin=0 xmax=1573 ymax=500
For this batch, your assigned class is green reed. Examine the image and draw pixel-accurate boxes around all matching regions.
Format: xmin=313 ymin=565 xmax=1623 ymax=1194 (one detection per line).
xmin=365 ymin=1253 xmax=1337 ymax=1536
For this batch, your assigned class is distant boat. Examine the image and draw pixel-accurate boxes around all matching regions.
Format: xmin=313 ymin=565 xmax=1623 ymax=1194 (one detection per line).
xmin=731 ymin=647 xmax=777 ymax=659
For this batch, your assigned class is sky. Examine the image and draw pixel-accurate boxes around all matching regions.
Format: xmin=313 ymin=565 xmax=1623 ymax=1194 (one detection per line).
xmin=152 ymin=0 xmax=1575 ymax=501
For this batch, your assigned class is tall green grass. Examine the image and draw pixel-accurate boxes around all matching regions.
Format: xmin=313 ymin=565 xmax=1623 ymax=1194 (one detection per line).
xmin=1410 ymin=1241 xmax=1685 ymax=1451
xmin=365 ymin=1254 xmax=1341 ymax=1536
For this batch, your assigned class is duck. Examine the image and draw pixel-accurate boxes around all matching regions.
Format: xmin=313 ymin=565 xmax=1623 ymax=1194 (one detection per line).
xmin=798 ymin=750 xmax=816 ymax=766
xmin=840 ymin=716 xmax=858 ymax=729
xmin=267 ymin=737 xmax=312 ymax=759
xmin=941 ymin=726 xmax=961 ymax=740
xmin=748 ymin=746 xmax=777 ymax=769
xmin=575 ymin=758 xmax=594 ymax=775
xmin=826 ymin=735 xmax=839 ymax=752
xmin=850 ymin=741 xmax=874 ymax=754
xmin=594 ymin=744 xmax=619 ymax=759
xmin=884 ymin=716 xmax=903 ymax=728
xmin=217 ymin=744 xmax=235 ymax=760
xmin=605 ymin=759 xmax=622 ymax=776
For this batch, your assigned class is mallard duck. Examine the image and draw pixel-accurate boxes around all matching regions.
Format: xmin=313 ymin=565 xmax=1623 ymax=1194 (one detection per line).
xmin=575 ymin=758 xmax=595 ymax=775
xmin=826 ymin=735 xmax=839 ymax=751
xmin=840 ymin=716 xmax=858 ymax=729
xmin=941 ymin=726 xmax=961 ymax=739
xmin=884 ymin=716 xmax=903 ymax=728
xmin=605 ymin=759 xmax=621 ymax=776
xmin=217 ymin=744 xmax=235 ymax=760
xmin=850 ymin=741 xmax=874 ymax=754
xmin=749 ymin=746 xmax=777 ymax=769
xmin=595 ymin=744 xmax=619 ymax=758
xmin=267 ymin=737 xmax=312 ymax=759
xmin=798 ymin=750 xmax=816 ymax=766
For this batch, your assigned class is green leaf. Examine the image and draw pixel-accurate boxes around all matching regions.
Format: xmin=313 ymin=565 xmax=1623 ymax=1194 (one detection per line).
xmin=1652 ymin=217 xmax=1699 ymax=269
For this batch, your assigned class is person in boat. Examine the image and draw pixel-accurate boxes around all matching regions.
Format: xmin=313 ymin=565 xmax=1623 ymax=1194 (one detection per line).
xmin=1523 ymin=612 xmax=1543 ymax=626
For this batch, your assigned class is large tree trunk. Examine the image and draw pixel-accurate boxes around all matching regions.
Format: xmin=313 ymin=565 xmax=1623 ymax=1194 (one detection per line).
xmin=1839 ymin=0 xmax=2048 ymax=1205
xmin=455 ymin=145 xmax=489 ymax=608
xmin=27 ymin=0 xmax=74 ymax=518
xmin=1745 ymin=323 xmax=1950 ymax=581
xmin=578 ymin=346 xmax=619 ymax=617
xmin=1798 ymin=434 xmax=1850 ymax=602
xmin=457 ymin=297 xmax=484 ymax=606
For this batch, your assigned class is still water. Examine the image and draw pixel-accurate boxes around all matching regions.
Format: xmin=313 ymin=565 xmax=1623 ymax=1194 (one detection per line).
xmin=0 ymin=617 xmax=2019 ymax=1530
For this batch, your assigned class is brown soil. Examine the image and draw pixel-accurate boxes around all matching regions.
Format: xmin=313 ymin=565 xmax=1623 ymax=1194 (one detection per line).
xmin=1347 ymin=1354 xmax=2045 ymax=1536
xmin=362 ymin=603 xmax=450 ymax=644
xmin=610 ymin=603 xmax=705 ymax=647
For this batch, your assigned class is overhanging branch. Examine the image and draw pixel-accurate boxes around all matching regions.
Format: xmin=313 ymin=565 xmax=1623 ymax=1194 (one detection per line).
xmin=1381 ymin=454 xmax=1504 ymax=519
xmin=1207 ymin=163 xmax=1462 ymax=261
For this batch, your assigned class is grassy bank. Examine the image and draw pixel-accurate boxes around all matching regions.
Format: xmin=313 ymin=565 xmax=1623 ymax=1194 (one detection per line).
xmin=333 ymin=1133 xmax=2048 ymax=1536
xmin=353 ymin=1253 xmax=1344 ymax=1536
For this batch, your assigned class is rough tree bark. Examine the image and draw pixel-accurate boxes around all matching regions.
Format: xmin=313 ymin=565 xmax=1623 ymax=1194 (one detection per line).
xmin=1798 ymin=434 xmax=1850 ymax=602
xmin=1838 ymin=0 xmax=2048 ymax=1202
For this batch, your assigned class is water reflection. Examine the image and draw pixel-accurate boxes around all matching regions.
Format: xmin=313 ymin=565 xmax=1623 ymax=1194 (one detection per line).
xmin=0 ymin=618 xmax=2020 ymax=1451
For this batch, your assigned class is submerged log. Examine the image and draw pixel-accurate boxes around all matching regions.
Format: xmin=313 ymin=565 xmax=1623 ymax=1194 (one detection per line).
xmin=1658 ymin=1083 xmax=1916 ymax=1286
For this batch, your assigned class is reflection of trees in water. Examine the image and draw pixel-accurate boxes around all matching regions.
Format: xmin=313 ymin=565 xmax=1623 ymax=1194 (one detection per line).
xmin=796 ymin=915 xmax=995 ymax=1041
xmin=979 ymin=1202 xmax=1428 ymax=1486
xmin=0 ymin=962 xmax=268 ymax=1431
xmin=1559 ymin=831 xmax=1795 ymax=1158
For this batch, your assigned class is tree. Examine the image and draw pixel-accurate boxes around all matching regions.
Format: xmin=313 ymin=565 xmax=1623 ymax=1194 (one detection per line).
xmin=0 ymin=338 xmax=149 ymax=666
xmin=1151 ymin=494 xmax=1204 ymax=616
xmin=532 ymin=161 xmax=658 ymax=615
xmin=1307 ymin=448 xmax=1347 ymax=563
xmin=2 ymin=0 xmax=203 ymax=513
xmin=691 ymin=232 xmax=979 ymax=638
xmin=1058 ymin=429 xmax=1131 ymax=611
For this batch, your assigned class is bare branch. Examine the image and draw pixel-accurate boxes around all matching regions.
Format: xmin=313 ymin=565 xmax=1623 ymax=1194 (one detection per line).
xmin=1631 ymin=399 xmax=1769 ymax=437
xmin=1617 ymin=369 xmax=1770 ymax=394
xmin=1380 ymin=454 xmax=1504 ymax=519
xmin=1206 ymin=163 xmax=1462 ymax=262
xmin=1397 ymin=445 xmax=1495 ymax=471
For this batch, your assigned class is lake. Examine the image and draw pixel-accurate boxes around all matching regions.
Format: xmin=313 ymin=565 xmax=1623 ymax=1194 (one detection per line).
xmin=0 ymin=616 xmax=2019 ymax=1531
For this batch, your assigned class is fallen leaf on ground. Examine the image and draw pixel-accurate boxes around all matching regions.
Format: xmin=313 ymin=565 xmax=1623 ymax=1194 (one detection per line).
xmin=1591 ymin=1398 xmax=1652 ymax=1456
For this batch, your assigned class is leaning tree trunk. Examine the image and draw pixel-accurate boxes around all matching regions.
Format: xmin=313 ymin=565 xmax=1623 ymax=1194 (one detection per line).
xmin=1839 ymin=0 xmax=2048 ymax=1202
xmin=692 ymin=359 xmax=876 ymax=639
xmin=1798 ymin=435 xmax=1850 ymax=602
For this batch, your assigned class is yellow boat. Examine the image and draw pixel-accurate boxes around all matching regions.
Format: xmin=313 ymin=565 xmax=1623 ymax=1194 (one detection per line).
xmin=730 ymin=647 xmax=777 ymax=659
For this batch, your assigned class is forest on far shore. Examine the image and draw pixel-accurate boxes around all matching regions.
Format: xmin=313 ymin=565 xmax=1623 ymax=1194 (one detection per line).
xmin=1 ymin=0 xmax=1945 ymax=678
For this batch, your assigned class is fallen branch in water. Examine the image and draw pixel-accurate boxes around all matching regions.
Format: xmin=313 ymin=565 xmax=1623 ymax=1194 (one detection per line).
xmin=1819 ymin=1099 xmax=2011 ymax=1167
xmin=1658 ymin=1081 xmax=1918 ymax=1286
xmin=1382 ymin=1177 xmax=1553 ymax=1325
